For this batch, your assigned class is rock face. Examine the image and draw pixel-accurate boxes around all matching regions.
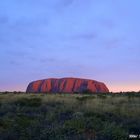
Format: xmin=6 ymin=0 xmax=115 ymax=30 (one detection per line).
xmin=26 ymin=77 xmax=109 ymax=93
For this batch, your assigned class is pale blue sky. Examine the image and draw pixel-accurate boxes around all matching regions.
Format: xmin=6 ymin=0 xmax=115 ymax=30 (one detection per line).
xmin=0 ymin=0 xmax=140 ymax=91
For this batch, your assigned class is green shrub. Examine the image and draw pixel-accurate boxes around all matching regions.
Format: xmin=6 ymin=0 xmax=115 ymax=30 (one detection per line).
xmin=16 ymin=115 xmax=33 ymax=128
xmin=0 ymin=118 xmax=12 ymax=131
xmin=100 ymin=122 xmax=128 ymax=140
xmin=76 ymin=96 xmax=95 ymax=102
xmin=63 ymin=119 xmax=85 ymax=133
xmin=45 ymin=101 xmax=63 ymax=108
xmin=97 ymin=94 xmax=107 ymax=99
xmin=0 ymin=93 xmax=140 ymax=140
xmin=14 ymin=98 xmax=42 ymax=107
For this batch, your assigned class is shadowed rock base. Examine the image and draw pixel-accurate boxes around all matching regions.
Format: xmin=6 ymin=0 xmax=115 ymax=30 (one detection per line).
xmin=26 ymin=77 xmax=109 ymax=93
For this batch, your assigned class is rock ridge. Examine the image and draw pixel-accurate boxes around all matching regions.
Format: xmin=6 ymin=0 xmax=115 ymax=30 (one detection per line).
xmin=26 ymin=77 xmax=109 ymax=93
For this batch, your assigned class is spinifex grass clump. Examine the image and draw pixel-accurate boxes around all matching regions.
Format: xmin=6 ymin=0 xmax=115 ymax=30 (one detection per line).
xmin=0 ymin=93 xmax=140 ymax=140
xmin=14 ymin=97 xmax=42 ymax=107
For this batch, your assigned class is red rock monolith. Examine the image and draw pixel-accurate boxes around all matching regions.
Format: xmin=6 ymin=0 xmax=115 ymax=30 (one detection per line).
xmin=26 ymin=77 xmax=109 ymax=93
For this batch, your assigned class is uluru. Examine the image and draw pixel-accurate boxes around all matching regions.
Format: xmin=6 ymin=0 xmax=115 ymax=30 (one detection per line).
xmin=26 ymin=77 xmax=109 ymax=93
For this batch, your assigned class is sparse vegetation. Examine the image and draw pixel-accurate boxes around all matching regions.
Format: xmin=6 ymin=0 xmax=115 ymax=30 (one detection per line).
xmin=0 ymin=92 xmax=140 ymax=140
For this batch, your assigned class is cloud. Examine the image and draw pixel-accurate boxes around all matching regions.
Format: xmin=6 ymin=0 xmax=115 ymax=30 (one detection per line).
xmin=104 ymin=39 xmax=120 ymax=49
xmin=2 ymin=49 xmax=30 ymax=67
xmin=72 ymin=32 xmax=97 ymax=40
xmin=103 ymin=37 xmax=126 ymax=49
xmin=99 ymin=19 xmax=115 ymax=29
xmin=9 ymin=60 xmax=21 ymax=66
xmin=12 ymin=17 xmax=48 ymax=29
xmin=0 ymin=13 xmax=49 ymax=50
xmin=6 ymin=50 xmax=29 ymax=57
xmin=58 ymin=0 xmax=74 ymax=8
xmin=61 ymin=31 xmax=97 ymax=41
xmin=0 ymin=16 xmax=8 ymax=24
xmin=39 ymin=58 xmax=56 ymax=63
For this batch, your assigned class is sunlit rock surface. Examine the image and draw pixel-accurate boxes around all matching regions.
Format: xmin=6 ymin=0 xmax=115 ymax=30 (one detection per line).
xmin=26 ymin=77 xmax=109 ymax=93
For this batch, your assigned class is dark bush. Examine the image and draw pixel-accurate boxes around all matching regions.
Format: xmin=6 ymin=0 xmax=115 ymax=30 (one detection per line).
xmin=14 ymin=98 xmax=42 ymax=107
xmin=76 ymin=96 xmax=95 ymax=102
xmin=0 ymin=93 xmax=140 ymax=140
xmin=82 ymin=89 xmax=93 ymax=94
xmin=97 ymin=94 xmax=107 ymax=99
